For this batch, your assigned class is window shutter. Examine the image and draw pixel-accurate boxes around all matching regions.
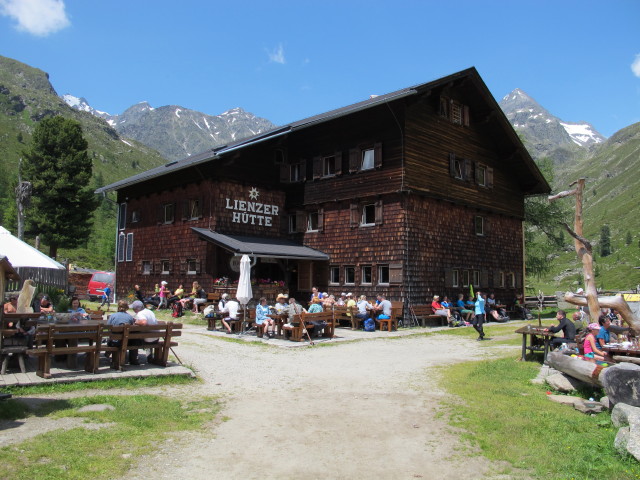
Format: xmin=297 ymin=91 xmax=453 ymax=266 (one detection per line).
xmin=464 ymin=158 xmax=472 ymax=181
xmin=374 ymin=142 xmax=383 ymax=168
xmin=374 ymin=199 xmax=383 ymax=225
xmin=480 ymin=270 xmax=489 ymax=288
xmin=180 ymin=258 xmax=187 ymax=275
xmin=334 ymin=150 xmax=343 ymax=175
xmin=444 ymin=268 xmax=453 ymax=287
xmin=296 ymin=211 xmax=306 ymax=233
xmin=463 ymin=105 xmax=470 ymax=127
xmin=312 ymin=156 xmax=322 ymax=179
xmin=449 ymin=153 xmax=456 ymax=178
xmin=486 ymin=167 xmax=494 ymax=188
xmin=389 ymin=264 xmax=403 ymax=284
xmin=317 ymin=208 xmax=324 ymax=232
xmin=299 ymin=161 xmax=307 ymax=181
xmin=349 ymin=148 xmax=359 ymax=173
xmin=350 ymin=204 xmax=359 ymax=227
xmin=154 ymin=261 xmax=161 ymax=273
xmin=280 ymin=164 xmax=289 ymax=183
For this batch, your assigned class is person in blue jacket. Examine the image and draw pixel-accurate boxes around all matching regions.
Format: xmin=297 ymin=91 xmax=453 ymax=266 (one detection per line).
xmin=473 ymin=291 xmax=486 ymax=341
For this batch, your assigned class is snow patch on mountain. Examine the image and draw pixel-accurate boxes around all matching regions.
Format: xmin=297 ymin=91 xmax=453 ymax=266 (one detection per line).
xmin=560 ymin=122 xmax=604 ymax=146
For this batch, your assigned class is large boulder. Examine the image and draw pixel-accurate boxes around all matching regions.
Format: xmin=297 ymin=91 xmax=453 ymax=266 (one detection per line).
xmin=546 ymin=372 xmax=589 ymax=393
xmin=611 ymin=403 xmax=640 ymax=428
xmin=601 ymin=363 xmax=640 ymax=407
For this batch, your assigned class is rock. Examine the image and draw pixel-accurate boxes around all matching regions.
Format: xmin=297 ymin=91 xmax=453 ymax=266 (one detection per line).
xmin=546 ymin=372 xmax=589 ymax=393
xmin=602 ymin=363 xmax=640 ymax=407
xmin=547 ymin=394 xmax=579 ymax=406
xmin=77 ymin=404 xmax=115 ymax=413
xmin=600 ymin=396 xmax=610 ymax=410
xmin=573 ymin=398 xmax=604 ymax=414
xmin=628 ymin=422 xmax=640 ymax=461
xmin=615 ymin=427 xmax=629 ymax=455
xmin=611 ymin=403 xmax=640 ymax=428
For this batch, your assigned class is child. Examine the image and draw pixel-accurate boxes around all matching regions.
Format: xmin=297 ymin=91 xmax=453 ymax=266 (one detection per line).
xmin=99 ymin=284 xmax=112 ymax=311
xmin=583 ymin=322 xmax=607 ymax=361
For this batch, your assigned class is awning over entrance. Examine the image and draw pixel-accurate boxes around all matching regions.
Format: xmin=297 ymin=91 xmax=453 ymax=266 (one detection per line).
xmin=191 ymin=228 xmax=329 ymax=261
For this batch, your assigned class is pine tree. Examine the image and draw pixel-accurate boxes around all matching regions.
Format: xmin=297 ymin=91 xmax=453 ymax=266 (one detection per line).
xmin=599 ymin=224 xmax=611 ymax=257
xmin=22 ymin=116 xmax=98 ymax=258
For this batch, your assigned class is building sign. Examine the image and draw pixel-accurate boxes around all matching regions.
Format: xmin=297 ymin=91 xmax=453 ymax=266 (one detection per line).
xmin=229 ymin=257 xmax=241 ymax=272
xmin=225 ymin=187 xmax=279 ymax=226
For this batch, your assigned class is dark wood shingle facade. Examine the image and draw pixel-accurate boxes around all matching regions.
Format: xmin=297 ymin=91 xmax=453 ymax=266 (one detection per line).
xmin=99 ymin=68 xmax=549 ymax=307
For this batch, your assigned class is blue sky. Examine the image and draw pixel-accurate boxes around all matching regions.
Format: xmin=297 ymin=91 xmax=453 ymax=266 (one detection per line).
xmin=0 ymin=0 xmax=639 ymax=137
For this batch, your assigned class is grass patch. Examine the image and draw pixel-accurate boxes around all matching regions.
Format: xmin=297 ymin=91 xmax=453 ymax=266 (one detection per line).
xmin=439 ymin=357 xmax=640 ymax=479
xmin=0 ymin=394 xmax=220 ymax=479
xmin=1 ymin=374 xmax=197 ymax=396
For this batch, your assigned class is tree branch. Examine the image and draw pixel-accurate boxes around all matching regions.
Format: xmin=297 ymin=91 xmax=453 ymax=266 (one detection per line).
xmin=561 ymin=222 xmax=592 ymax=252
xmin=548 ymin=188 xmax=578 ymax=202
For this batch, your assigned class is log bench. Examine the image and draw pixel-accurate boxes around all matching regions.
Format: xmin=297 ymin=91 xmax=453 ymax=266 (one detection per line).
xmin=27 ymin=323 xmax=113 ymax=379
xmin=410 ymin=305 xmax=447 ymax=327
xmin=107 ymin=322 xmax=182 ymax=370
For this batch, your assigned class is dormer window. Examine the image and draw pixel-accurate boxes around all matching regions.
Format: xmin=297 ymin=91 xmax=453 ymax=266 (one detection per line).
xmin=440 ymin=96 xmax=469 ymax=126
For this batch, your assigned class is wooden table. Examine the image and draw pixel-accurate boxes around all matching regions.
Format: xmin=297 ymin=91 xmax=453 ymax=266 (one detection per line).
xmin=601 ymin=344 xmax=640 ymax=361
xmin=515 ymin=325 xmax=557 ymax=362
xmin=268 ymin=313 xmax=287 ymax=337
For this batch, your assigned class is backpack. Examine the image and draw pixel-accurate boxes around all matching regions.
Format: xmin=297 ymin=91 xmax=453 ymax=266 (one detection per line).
xmin=364 ymin=318 xmax=375 ymax=332
xmin=171 ymin=302 xmax=183 ymax=318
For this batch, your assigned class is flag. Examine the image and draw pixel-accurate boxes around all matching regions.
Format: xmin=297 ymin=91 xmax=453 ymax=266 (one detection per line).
xmin=470 ymin=284 xmax=474 ymax=299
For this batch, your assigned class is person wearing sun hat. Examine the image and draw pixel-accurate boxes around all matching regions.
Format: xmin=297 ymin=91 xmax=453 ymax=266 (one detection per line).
xmin=274 ymin=293 xmax=289 ymax=315
xmin=583 ymin=322 xmax=607 ymax=361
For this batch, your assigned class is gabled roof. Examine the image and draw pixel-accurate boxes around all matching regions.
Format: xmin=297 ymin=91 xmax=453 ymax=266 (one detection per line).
xmin=97 ymin=67 xmax=549 ymax=195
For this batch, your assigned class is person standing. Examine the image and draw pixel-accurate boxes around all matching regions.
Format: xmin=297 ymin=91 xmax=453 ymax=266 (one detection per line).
xmin=99 ymin=284 xmax=112 ymax=311
xmin=158 ymin=281 xmax=169 ymax=309
xmin=473 ymin=291 xmax=486 ymax=341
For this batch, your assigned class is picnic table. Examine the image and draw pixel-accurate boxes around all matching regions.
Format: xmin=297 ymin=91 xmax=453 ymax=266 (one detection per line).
xmin=515 ymin=325 xmax=557 ymax=362
xmin=601 ymin=344 xmax=640 ymax=363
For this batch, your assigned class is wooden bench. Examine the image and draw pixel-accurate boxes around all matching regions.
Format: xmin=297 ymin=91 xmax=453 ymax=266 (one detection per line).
xmin=379 ymin=301 xmax=404 ymax=331
xmin=107 ymin=322 xmax=182 ymax=370
xmin=303 ymin=311 xmax=335 ymax=338
xmin=410 ymin=305 xmax=447 ymax=327
xmin=332 ymin=305 xmax=351 ymax=327
xmin=282 ymin=312 xmax=334 ymax=342
xmin=27 ymin=323 xmax=113 ymax=378
xmin=1 ymin=328 xmax=29 ymax=374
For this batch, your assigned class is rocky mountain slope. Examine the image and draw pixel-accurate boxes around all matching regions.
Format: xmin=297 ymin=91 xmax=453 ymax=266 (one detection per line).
xmin=63 ymin=95 xmax=276 ymax=161
xmin=499 ymin=88 xmax=606 ymax=164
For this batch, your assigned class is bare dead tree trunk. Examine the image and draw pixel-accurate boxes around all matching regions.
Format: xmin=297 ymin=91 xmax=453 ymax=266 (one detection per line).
xmin=549 ymin=178 xmax=600 ymax=321
xmin=564 ymin=292 xmax=639 ymax=335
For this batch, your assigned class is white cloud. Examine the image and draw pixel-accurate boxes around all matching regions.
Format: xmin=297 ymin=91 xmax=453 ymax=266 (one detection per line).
xmin=267 ymin=43 xmax=285 ymax=64
xmin=0 ymin=0 xmax=70 ymax=36
xmin=632 ymin=54 xmax=640 ymax=78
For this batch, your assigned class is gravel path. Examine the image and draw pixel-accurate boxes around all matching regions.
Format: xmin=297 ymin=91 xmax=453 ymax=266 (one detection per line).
xmin=5 ymin=325 xmax=523 ymax=479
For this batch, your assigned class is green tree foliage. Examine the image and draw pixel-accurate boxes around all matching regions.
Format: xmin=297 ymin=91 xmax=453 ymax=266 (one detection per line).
xmin=524 ymin=157 xmax=568 ymax=279
xmin=22 ymin=116 xmax=98 ymax=258
xmin=600 ymin=224 xmax=612 ymax=257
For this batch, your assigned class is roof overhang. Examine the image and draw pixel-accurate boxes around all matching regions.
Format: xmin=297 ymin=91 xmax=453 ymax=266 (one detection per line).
xmin=0 ymin=255 xmax=20 ymax=281
xmin=192 ymin=228 xmax=329 ymax=261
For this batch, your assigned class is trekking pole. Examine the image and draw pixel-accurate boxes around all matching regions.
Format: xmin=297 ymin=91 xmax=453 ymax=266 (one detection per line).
xmin=300 ymin=312 xmax=314 ymax=346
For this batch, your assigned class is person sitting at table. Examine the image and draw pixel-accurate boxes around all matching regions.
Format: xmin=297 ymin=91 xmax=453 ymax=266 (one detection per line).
xmin=374 ymin=294 xmax=392 ymax=327
xmin=107 ymin=299 xmax=138 ymax=364
xmin=336 ymin=293 xmax=347 ymax=306
xmin=179 ymin=281 xmax=199 ymax=310
xmin=130 ymin=300 xmax=159 ymax=363
xmin=255 ymin=297 xmax=275 ymax=339
xmin=455 ymin=294 xmax=473 ymax=322
xmin=3 ymin=295 xmax=17 ymax=314
xmin=322 ymin=294 xmax=336 ymax=309
xmin=544 ymin=309 xmax=577 ymax=350
xmin=596 ymin=314 xmax=611 ymax=348
xmin=192 ymin=283 xmax=208 ymax=313
xmin=166 ymin=284 xmax=184 ymax=306
xmin=307 ymin=296 xmax=324 ymax=313
xmin=218 ymin=293 xmax=229 ymax=313
xmin=431 ymin=295 xmax=451 ymax=324
xmin=273 ymin=293 xmax=289 ymax=315
xmin=583 ymin=322 xmax=607 ymax=361
xmin=572 ymin=311 xmax=585 ymax=334
xmin=514 ymin=293 xmax=532 ymax=320
xmin=285 ymin=297 xmax=305 ymax=327
xmin=219 ymin=296 xmax=240 ymax=334
xmin=134 ymin=285 xmax=145 ymax=303
xmin=68 ymin=296 xmax=89 ymax=321
xmin=310 ymin=287 xmax=323 ymax=304
xmin=40 ymin=295 xmax=55 ymax=314
xmin=355 ymin=295 xmax=373 ymax=329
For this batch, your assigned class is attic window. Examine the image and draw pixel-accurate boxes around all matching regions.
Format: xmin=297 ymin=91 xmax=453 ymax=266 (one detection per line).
xmin=439 ymin=96 xmax=469 ymax=126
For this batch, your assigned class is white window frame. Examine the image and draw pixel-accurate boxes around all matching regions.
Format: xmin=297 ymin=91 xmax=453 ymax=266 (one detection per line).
xmin=476 ymin=165 xmax=487 ymax=187
xmin=475 ymin=216 xmax=484 ymax=236
xmin=288 ymin=214 xmax=297 ymax=233
xmin=361 ymin=148 xmax=375 ymax=170
xmin=189 ymin=199 xmax=201 ymax=220
xmin=117 ymin=232 xmax=125 ymax=262
xmin=473 ymin=270 xmax=480 ymax=287
xmin=462 ymin=270 xmax=470 ymax=287
xmin=161 ymin=259 xmax=171 ymax=275
xmin=329 ymin=266 xmax=340 ymax=285
xmin=361 ymin=265 xmax=372 ymax=285
xmin=187 ymin=259 xmax=197 ymax=275
xmin=361 ymin=204 xmax=375 ymax=226
xmin=142 ymin=260 xmax=152 ymax=275
xmin=290 ymin=163 xmax=301 ymax=182
xmin=344 ymin=266 xmax=355 ymax=285
xmin=322 ymin=155 xmax=336 ymax=177
xmin=131 ymin=210 xmax=140 ymax=223
xmin=164 ymin=203 xmax=175 ymax=224
xmin=307 ymin=211 xmax=319 ymax=232
xmin=125 ymin=233 xmax=133 ymax=262
xmin=118 ymin=203 xmax=126 ymax=230
xmin=452 ymin=269 xmax=459 ymax=288
xmin=377 ymin=265 xmax=389 ymax=285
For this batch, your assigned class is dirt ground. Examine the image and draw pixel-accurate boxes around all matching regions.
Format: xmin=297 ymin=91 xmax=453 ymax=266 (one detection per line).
xmin=3 ymin=326 xmax=525 ymax=479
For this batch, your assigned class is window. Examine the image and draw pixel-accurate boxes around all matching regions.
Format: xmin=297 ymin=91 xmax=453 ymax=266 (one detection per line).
xmin=125 ymin=233 xmax=133 ymax=262
xmin=142 ymin=260 xmax=152 ymax=275
xmin=451 ymin=102 xmax=463 ymax=125
xmin=361 ymin=149 xmax=375 ymax=170
xmin=377 ymin=265 xmax=389 ymax=285
xmin=361 ymin=204 xmax=375 ymax=226
xmin=290 ymin=163 xmax=301 ymax=182
xmin=462 ymin=270 xmax=470 ymax=287
xmin=307 ymin=211 xmax=318 ymax=232
xmin=131 ymin=210 xmax=140 ymax=223
xmin=473 ymin=270 xmax=480 ymax=287
xmin=361 ymin=265 xmax=372 ymax=285
xmin=329 ymin=266 xmax=340 ymax=285
xmin=505 ymin=272 xmax=515 ymax=288
xmin=323 ymin=155 xmax=336 ymax=177
xmin=288 ymin=214 xmax=297 ymax=233
xmin=476 ymin=164 xmax=486 ymax=187
xmin=118 ymin=203 xmax=126 ymax=230
xmin=188 ymin=199 xmax=201 ymax=219
xmin=163 ymin=203 xmax=175 ymax=224
xmin=452 ymin=269 xmax=459 ymax=288
xmin=449 ymin=154 xmax=465 ymax=180
xmin=187 ymin=259 xmax=197 ymax=274
xmin=161 ymin=259 xmax=171 ymax=274
xmin=439 ymin=96 xmax=469 ymax=126
xmin=117 ymin=233 xmax=125 ymax=262
xmin=345 ymin=266 xmax=355 ymax=285
xmin=475 ymin=216 xmax=484 ymax=236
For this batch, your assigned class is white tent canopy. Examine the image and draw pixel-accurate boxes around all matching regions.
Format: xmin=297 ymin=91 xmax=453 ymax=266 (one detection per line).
xmin=0 ymin=227 xmax=64 ymax=269
xmin=0 ymin=226 xmax=66 ymax=290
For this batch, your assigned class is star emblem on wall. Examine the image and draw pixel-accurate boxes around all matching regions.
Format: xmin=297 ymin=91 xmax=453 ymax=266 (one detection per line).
xmin=248 ymin=187 xmax=259 ymax=200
